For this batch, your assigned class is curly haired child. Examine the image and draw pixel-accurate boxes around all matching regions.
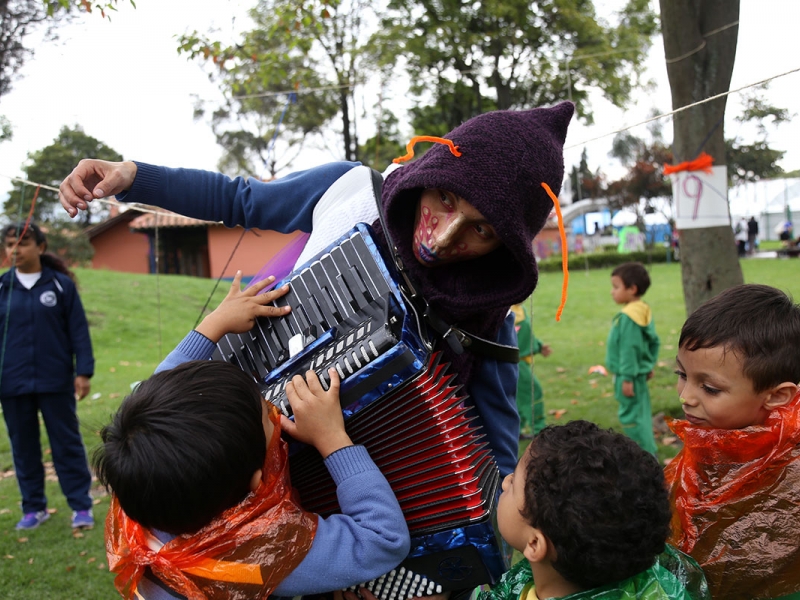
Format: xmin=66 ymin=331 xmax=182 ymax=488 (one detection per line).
xmin=479 ymin=419 xmax=709 ymax=600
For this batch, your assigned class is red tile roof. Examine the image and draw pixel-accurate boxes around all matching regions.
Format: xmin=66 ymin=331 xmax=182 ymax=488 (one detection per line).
xmin=128 ymin=209 xmax=217 ymax=231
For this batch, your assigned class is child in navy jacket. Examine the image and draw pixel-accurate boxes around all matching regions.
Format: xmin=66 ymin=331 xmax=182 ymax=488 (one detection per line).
xmin=0 ymin=221 xmax=95 ymax=531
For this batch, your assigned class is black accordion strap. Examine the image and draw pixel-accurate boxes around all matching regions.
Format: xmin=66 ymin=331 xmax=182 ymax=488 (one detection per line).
xmin=369 ymin=168 xmax=520 ymax=364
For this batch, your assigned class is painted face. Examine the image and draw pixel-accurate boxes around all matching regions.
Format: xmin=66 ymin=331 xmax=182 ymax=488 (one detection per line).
xmin=675 ymin=345 xmax=772 ymax=429
xmin=4 ymin=234 xmax=44 ymax=274
xmin=610 ymin=275 xmax=638 ymax=305
xmin=412 ymin=188 xmax=501 ymax=268
xmin=497 ymin=446 xmax=535 ymax=553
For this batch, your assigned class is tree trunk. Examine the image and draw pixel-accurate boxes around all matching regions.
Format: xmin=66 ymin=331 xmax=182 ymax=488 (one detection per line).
xmin=339 ymin=87 xmax=354 ymax=161
xmin=659 ymin=0 xmax=743 ymax=315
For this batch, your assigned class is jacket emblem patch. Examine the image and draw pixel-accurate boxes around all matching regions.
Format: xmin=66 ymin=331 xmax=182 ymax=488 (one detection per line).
xmin=40 ymin=291 xmax=57 ymax=307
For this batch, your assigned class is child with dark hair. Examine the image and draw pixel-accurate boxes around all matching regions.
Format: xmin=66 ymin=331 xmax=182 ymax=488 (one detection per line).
xmin=0 ymin=221 xmax=95 ymax=531
xmin=478 ymin=419 xmax=709 ymax=600
xmin=667 ymin=283 xmax=800 ymax=600
xmin=605 ymin=261 xmax=660 ymax=454
xmin=93 ymin=272 xmax=410 ymax=599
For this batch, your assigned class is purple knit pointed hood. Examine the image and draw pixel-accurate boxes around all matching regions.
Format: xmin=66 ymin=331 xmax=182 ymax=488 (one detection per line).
xmin=375 ymin=101 xmax=574 ymax=382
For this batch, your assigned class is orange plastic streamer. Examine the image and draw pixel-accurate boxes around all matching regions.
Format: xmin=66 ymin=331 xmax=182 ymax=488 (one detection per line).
xmin=663 ymin=151 xmax=714 ymax=175
xmin=393 ymin=136 xmax=462 ymax=164
xmin=664 ymin=392 xmax=800 ymax=600
xmin=540 ymin=182 xmax=569 ymax=322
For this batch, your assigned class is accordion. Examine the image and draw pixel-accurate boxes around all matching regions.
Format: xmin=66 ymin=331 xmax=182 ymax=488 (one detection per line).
xmin=212 ymin=223 xmax=505 ymax=598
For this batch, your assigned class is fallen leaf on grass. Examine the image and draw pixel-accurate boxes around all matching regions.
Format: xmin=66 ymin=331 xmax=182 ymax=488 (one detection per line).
xmin=72 ymin=530 xmax=85 ymax=539
xmin=663 ymin=458 xmax=674 ymax=467
xmin=87 ymin=557 xmax=96 ymax=564
xmin=98 ymin=562 xmax=107 ymax=570
xmin=79 ymin=551 xmax=87 ymax=557
xmin=0 ymin=508 xmax=10 ymax=514
xmin=109 ymin=367 xmax=116 ymax=373
xmin=17 ymin=537 xmax=28 ymax=543
xmin=602 ymin=392 xmax=612 ymax=398
xmin=548 ymin=409 xmax=568 ymax=419
xmin=657 ymin=361 xmax=669 ymax=368
xmin=570 ymin=400 xmax=579 ymax=405
xmin=661 ymin=436 xmax=679 ymax=446
xmin=4 ymin=554 xmax=13 ymax=559
xmin=66 ymin=565 xmax=75 ymax=572
xmin=109 ymin=393 xmax=120 ymax=399
xmin=28 ymin=558 xmax=33 ymax=564
xmin=119 ymin=360 xmax=130 ymax=366
xmin=556 ymin=367 xmax=567 ymax=373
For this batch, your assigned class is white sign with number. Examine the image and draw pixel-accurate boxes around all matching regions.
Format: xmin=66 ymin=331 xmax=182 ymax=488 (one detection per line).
xmin=670 ymin=166 xmax=729 ymax=230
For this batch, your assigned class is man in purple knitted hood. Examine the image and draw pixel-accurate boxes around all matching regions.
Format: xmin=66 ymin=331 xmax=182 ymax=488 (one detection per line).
xmin=59 ymin=101 xmax=574 ymax=480
xmin=379 ymin=101 xmax=574 ymax=384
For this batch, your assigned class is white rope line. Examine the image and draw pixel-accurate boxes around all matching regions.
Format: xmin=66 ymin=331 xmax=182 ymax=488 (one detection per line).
xmin=565 ymin=66 xmax=800 ymax=151
xmin=664 ymin=20 xmax=739 ymax=64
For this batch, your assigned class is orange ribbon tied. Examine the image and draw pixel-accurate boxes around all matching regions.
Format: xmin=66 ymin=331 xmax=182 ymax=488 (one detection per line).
xmin=393 ymin=136 xmax=462 ymax=164
xmin=663 ymin=151 xmax=714 ymax=176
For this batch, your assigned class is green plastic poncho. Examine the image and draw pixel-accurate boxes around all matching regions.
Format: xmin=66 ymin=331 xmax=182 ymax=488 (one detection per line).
xmin=477 ymin=545 xmax=709 ymax=600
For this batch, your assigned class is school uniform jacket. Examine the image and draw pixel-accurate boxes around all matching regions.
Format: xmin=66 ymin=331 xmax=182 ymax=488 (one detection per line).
xmin=0 ymin=266 xmax=94 ymax=397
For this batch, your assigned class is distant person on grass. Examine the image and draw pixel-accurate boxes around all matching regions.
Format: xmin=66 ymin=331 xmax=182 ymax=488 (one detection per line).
xmin=510 ymin=303 xmax=551 ymax=438
xmin=92 ymin=272 xmax=409 ymax=599
xmin=605 ymin=262 xmax=660 ymax=454
xmin=0 ymin=221 xmax=95 ymax=532
xmin=667 ymin=284 xmax=800 ymax=600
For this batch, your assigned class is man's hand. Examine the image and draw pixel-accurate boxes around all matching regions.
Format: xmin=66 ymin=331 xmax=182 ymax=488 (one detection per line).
xmin=540 ymin=343 xmax=552 ymax=357
xmin=59 ymin=159 xmax=138 ymax=218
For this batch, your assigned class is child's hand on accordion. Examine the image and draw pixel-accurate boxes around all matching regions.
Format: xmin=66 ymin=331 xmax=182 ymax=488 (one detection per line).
xmin=281 ymin=368 xmax=352 ymax=458
xmin=196 ymin=271 xmax=291 ymax=343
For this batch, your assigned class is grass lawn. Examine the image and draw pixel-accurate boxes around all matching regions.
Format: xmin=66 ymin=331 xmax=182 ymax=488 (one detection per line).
xmin=0 ymin=257 xmax=798 ymax=598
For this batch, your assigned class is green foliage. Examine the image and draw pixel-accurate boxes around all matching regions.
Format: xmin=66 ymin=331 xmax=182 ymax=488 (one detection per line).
xmin=0 ymin=115 xmax=12 ymax=143
xmin=726 ymin=88 xmax=791 ymax=186
xmin=43 ymin=223 xmax=94 ymax=267
xmin=177 ymin=0 xmax=373 ymax=173
xmin=537 ymin=246 xmax=670 ymax=272
xmin=357 ymin=110 xmax=407 ymax=172
xmin=51 ymin=0 xmax=136 ymax=19
xmin=567 ymin=147 xmax=605 ymax=201
xmin=376 ymin=0 xmax=658 ymax=133
xmin=4 ymin=126 xmax=123 ymax=226
xmin=606 ymin=132 xmax=673 ymax=211
xmin=2 ymin=260 xmax=798 ymax=597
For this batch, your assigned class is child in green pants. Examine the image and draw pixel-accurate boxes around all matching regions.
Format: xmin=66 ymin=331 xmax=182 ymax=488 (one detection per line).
xmin=605 ymin=262 xmax=660 ymax=454
xmin=512 ymin=304 xmax=551 ymax=438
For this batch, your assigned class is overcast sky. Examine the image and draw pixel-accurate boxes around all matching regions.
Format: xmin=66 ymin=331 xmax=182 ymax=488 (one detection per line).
xmin=0 ymin=0 xmax=797 ymax=218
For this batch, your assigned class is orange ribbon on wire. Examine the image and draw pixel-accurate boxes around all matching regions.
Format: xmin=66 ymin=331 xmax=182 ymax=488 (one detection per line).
xmin=663 ymin=151 xmax=714 ymax=176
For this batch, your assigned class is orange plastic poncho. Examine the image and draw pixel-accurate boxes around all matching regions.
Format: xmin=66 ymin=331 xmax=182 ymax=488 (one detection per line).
xmin=105 ymin=404 xmax=318 ymax=600
xmin=665 ymin=392 xmax=800 ymax=600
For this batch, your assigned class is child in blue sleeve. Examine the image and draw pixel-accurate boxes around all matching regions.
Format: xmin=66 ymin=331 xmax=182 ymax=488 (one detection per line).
xmin=92 ymin=272 xmax=410 ymax=599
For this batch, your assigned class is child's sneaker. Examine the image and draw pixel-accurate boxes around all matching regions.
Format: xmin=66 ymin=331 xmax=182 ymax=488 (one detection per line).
xmin=16 ymin=510 xmax=50 ymax=530
xmin=71 ymin=510 xmax=94 ymax=529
